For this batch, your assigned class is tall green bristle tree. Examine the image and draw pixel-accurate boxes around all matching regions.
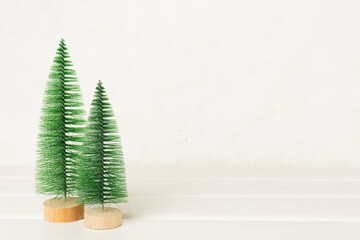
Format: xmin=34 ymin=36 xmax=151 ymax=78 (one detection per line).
xmin=36 ymin=39 xmax=85 ymax=200
xmin=78 ymin=81 xmax=127 ymax=209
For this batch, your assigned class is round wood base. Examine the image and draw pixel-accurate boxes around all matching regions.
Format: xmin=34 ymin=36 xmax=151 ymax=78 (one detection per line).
xmin=43 ymin=197 xmax=84 ymax=223
xmin=84 ymin=207 xmax=122 ymax=230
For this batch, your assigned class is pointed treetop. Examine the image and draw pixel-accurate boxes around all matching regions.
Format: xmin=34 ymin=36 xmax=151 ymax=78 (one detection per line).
xmin=97 ymin=80 xmax=105 ymax=93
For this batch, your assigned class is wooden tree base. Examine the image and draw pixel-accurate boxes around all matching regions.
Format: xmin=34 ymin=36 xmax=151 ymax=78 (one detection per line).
xmin=84 ymin=207 xmax=122 ymax=230
xmin=43 ymin=197 xmax=84 ymax=223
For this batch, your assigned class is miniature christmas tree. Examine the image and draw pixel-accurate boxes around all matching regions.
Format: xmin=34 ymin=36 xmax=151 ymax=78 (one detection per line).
xmin=35 ymin=39 xmax=85 ymax=222
xmin=78 ymin=81 xmax=127 ymax=229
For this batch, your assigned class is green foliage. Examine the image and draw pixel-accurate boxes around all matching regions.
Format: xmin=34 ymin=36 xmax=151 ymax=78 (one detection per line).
xmin=77 ymin=81 xmax=127 ymax=207
xmin=35 ymin=39 xmax=85 ymax=199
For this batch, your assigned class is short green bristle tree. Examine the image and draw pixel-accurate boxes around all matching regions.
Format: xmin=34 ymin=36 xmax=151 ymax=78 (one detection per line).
xmin=78 ymin=81 xmax=127 ymax=209
xmin=36 ymin=39 xmax=85 ymax=200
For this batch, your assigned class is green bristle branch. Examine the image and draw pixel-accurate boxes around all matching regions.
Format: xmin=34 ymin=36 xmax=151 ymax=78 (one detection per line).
xmin=35 ymin=39 xmax=85 ymax=200
xmin=78 ymin=81 xmax=127 ymax=209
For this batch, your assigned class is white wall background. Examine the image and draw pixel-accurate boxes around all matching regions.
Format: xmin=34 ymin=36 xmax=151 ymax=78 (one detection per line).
xmin=1 ymin=0 xmax=360 ymax=167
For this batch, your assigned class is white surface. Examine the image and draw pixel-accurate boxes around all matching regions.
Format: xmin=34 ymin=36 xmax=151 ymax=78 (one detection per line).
xmin=2 ymin=220 xmax=360 ymax=240
xmin=2 ymin=0 xmax=360 ymax=167
xmin=1 ymin=166 xmax=360 ymax=239
xmin=2 ymin=219 xmax=360 ymax=240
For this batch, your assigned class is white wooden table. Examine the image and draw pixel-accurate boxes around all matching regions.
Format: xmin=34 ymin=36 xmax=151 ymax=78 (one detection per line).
xmin=1 ymin=166 xmax=360 ymax=239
